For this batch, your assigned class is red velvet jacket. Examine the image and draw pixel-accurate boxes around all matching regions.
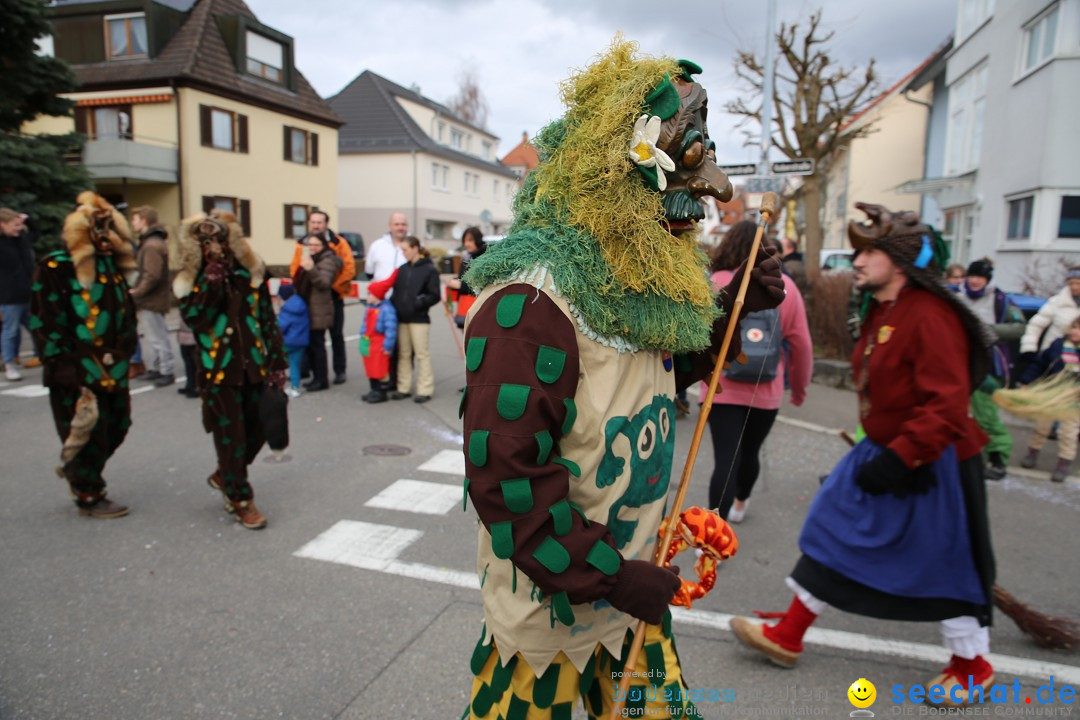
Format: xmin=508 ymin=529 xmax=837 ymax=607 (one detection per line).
xmin=854 ymin=285 xmax=988 ymax=466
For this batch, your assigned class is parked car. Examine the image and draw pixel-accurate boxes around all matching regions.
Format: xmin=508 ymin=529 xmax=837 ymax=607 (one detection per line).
xmin=339 ymin=232 xmax=364 ymax=263
xmin=820 ymin=249 xmax=853 ymax=271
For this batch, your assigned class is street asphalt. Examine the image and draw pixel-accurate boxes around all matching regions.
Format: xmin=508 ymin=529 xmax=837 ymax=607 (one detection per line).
xmin=1 ymin=290 xmax=1077 ymax=720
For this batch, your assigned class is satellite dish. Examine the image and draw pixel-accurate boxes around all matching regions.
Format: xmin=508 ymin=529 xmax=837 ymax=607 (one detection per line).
xmin=480 ymin=209 xmax=492 ymax=223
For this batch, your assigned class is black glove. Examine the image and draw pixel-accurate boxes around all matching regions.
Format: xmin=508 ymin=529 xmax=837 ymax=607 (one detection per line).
xmin=855 ymin=448 xmax=937 ymax=498
xmin=605 ymin=560 xmax=681 ymax=625
xmin=719 ymin=245 xmax=786 ymax=317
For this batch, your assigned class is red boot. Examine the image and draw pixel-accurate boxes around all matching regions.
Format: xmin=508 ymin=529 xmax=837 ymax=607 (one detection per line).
xmin=928 ymin=655 xmax=994 ymax=706
xmin=730 ymin=596 xmax=817 ymax=668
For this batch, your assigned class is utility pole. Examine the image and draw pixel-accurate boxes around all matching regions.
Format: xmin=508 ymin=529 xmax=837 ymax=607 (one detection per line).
xmin=759 ymin=0 xmax=777 ymax=177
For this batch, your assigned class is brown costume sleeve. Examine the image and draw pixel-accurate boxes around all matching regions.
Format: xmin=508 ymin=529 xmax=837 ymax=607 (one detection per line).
xmin=462 ymin=285 xmax=623 ymax=620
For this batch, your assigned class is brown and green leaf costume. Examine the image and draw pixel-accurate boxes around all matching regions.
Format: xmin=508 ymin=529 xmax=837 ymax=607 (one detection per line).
xmin=175 ymin=213 xmax=287 ymax=502
xmin=31 ymin=193 xmax=138 ymax=502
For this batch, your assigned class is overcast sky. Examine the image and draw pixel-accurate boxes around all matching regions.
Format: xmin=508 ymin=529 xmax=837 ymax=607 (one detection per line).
xmin=247 ymin=0 xmax=957 ymax=164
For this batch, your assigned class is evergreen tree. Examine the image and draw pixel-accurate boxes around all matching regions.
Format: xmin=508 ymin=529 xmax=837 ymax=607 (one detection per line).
xmin=1 ymin=0 xmax=93 ymax=249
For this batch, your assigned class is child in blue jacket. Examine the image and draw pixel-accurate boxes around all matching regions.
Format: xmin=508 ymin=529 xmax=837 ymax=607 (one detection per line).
xmin=1018 ymin=315 xmax=1080 ymax=481
xmin=277 ymin=284 xmax=310 ymax=398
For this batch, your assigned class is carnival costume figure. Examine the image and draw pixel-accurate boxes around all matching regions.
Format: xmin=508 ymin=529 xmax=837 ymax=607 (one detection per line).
xmin=460 ymin=39 xmax=784 ymax=719
xmin=730 ymin=203 xmax=997 ymax=706
xmin=32 ymin=192 xmax=138 ymax=518
xmin=173 ymin=210 xmax=288 ymax=530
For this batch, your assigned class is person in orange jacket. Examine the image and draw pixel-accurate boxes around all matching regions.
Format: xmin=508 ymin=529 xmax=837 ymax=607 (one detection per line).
xmin=289 ymin=210 xmax=355 ymax=385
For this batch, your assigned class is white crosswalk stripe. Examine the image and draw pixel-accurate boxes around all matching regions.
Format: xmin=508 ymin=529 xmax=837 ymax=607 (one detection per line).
xmin=416 ymin=448 xmax=465 ymax=476
xmin=364 ymin=479 xmax=462 ymax=515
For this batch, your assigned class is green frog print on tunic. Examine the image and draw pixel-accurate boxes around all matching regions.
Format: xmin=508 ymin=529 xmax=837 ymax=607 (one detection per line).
xmin=597 ymin=394 xmax=676 ymax=548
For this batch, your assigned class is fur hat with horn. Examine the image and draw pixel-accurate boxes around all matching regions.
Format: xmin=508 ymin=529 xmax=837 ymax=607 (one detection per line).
xmin=848 ymin=201 xmax=991 ymax=388
xmin=62 ymin=191 xmax=137 ymax=289
xmin=173 ymin=209 xmax=265 ymax=299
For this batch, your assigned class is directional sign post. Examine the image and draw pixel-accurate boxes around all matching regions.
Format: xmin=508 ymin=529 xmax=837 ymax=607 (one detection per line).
xmin=719 ymin=163 xmax=758 ymax=177
xmin=743 ymin=176 xmax=786 ymax=194
xmin=771 ymin=159 xmax=815 ymax=176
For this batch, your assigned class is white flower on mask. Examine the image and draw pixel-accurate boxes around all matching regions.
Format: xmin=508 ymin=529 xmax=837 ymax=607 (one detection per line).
xmin=628 ymin=114 xmax=675 ymax=191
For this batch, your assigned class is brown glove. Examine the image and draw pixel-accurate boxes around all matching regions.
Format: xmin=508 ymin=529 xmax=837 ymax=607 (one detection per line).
xmin=605 ymin=559 xmax=681 ymax=625
xmin=718 ymin=245 xmax=786 ymax=317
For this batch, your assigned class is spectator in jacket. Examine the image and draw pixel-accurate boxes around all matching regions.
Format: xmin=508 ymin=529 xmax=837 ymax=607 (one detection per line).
xmin=294 ymin=234 xmax=342 ymax=392
xmin=288 ymin=211 xmax=355 ymax=385
xmin=945 ymin=264 xmax=966 ymax=293
xmin=957 ymin=259 xmax=1025 ymax=479
xmin=276 ymin=283 xmax=310 ymax=398
xmin=1020 ymin=266 xmax=1080 ymax=356
xmin=446 ymin=226 xmax=486 ymax=328
xmin=1 ymin=208 xmax=39 ymax=380
xmin=359 ymin=271 xmax=399 ymax=404
xmin=390 ymin=236 xmax=439 ymax=403
xmin=705 ymin=221 xmax=814 ymax=522
xmin=128 ymin=206 xmax=175 ymax=387
xmin=1018 ymin=316 xmax=1080 ymax=482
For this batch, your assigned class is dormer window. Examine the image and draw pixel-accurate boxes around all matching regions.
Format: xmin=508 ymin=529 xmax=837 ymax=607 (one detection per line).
xmin=450 ymin=128 xmax=464 ymax=150
xmin=105 ymin=13 xmax=147 ymax=60
xmin=246 ymin=30 xmax=283 ymax=83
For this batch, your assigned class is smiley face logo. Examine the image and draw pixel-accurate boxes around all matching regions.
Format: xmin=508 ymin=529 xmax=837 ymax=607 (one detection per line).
xmin=848 ymin=678 xmax=876 ymax=709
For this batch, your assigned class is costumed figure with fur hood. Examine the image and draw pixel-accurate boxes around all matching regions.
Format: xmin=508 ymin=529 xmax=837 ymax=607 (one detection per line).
xmin=459 ymin=40 xmax=784 ymax=719
xmin=31 ymin=192 xmax=139 ymax=518
xmin=173 ymin=209 xmax=288 ymax=530
xmin=730 ymin=203 xmax=997 ymax=706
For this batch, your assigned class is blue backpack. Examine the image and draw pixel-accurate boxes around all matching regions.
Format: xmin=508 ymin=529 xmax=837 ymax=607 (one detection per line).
xmin=723 ymin=308 xmax=782 ymax=383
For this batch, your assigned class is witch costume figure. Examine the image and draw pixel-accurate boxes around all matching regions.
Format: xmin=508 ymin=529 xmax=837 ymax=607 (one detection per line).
xmin=730 ymin=203 xmax=997 ymax=707
xmin=459 ymin=39 xmax=784 ymax=719
xmin=173 ymin=209 xmax=288 ymax=530
xmin=31 ymin=192 xmax=139 ymax=519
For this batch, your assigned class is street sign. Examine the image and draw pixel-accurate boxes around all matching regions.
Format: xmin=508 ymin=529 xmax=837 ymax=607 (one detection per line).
xmin=719 ymin=163 xmax=757 ymax=177
xmin=771 ymin=159 xmax=815 ymax=175
xmin=743 ymin=176 xmax=786 ymax=194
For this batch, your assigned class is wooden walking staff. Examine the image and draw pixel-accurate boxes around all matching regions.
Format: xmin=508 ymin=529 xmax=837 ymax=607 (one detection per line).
xmin=609 ymin=192 xmax=778 ymax=718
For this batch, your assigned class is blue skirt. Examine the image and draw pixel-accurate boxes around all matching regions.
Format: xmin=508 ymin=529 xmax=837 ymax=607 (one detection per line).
xmin=799 ymin=440 xmax=986 ymax=606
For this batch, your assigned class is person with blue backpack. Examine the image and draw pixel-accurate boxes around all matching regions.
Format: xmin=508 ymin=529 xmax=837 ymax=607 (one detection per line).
xmin=276 ymin=283 xmax=310 ymax=398
xmin=703 ymin=221 xmax=814 ymax=523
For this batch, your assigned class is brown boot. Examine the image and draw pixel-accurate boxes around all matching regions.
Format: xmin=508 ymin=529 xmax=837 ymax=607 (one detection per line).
xmin=231 ymin=500 xmax=267 ymax=529
xmin=74 ymin=493 xmax=130 ymax=519
xmin=207 ymin=473 xmax=266 ymax=528
xmin=128 ymin=361 xmax=146 ymax=379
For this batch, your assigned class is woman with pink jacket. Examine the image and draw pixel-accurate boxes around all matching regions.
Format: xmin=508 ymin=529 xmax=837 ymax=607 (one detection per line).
xmin=704 ymin=221 xmax=813 ymax=523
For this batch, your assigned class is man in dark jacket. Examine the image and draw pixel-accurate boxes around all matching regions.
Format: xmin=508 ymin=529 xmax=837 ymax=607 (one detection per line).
xmin=129 ymin=206 xmax=175 ymax=387
xmin=389 ymin=237 xmax=440 ymax=402
xmin=1 ymin=208 xmax=40 ymax=380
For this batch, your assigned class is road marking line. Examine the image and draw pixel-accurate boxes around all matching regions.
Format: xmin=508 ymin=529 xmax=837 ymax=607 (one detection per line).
xmin=365 ymin=479 xmax=462 ymax=515
xmin=294 ymin=530 xmax=1078 ymax=684
xmin=1 ymin=384 xmax=50 ymax=398
xmin=673 ymin=611 xmax=1080 ymax=685
xmin=417 ymin=449 xmax=465 ymax=476
xmin=774 ymin=415 xmax=849 ymax=436
xmin=294 ymin=520 xmax=422 ymax=569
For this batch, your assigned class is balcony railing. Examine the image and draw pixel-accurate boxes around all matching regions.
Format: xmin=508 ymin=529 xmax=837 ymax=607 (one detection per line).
xmin=81 ymin=135 xmax=178 ymax=184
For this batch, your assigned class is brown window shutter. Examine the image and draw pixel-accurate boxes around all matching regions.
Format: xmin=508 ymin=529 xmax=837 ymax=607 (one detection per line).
xmin=202 ymin=196 xmax=214 ymax=213
xmin=284 ymin=204 xmax=293 ymax=238
xmin=310 ymin=133 xmax=318 ymax=166
xmin=283 ymin=126 xmax=291 ymax=161
xmin=240 ymin=199 xmax=251 ymax=236
xmin=74 ymin=107 xmax=88 ymax=135
xmin=200 ymin=105 xmax=211 ymax=147
xmin=237 ymin=114 xmax=249 ymax=153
